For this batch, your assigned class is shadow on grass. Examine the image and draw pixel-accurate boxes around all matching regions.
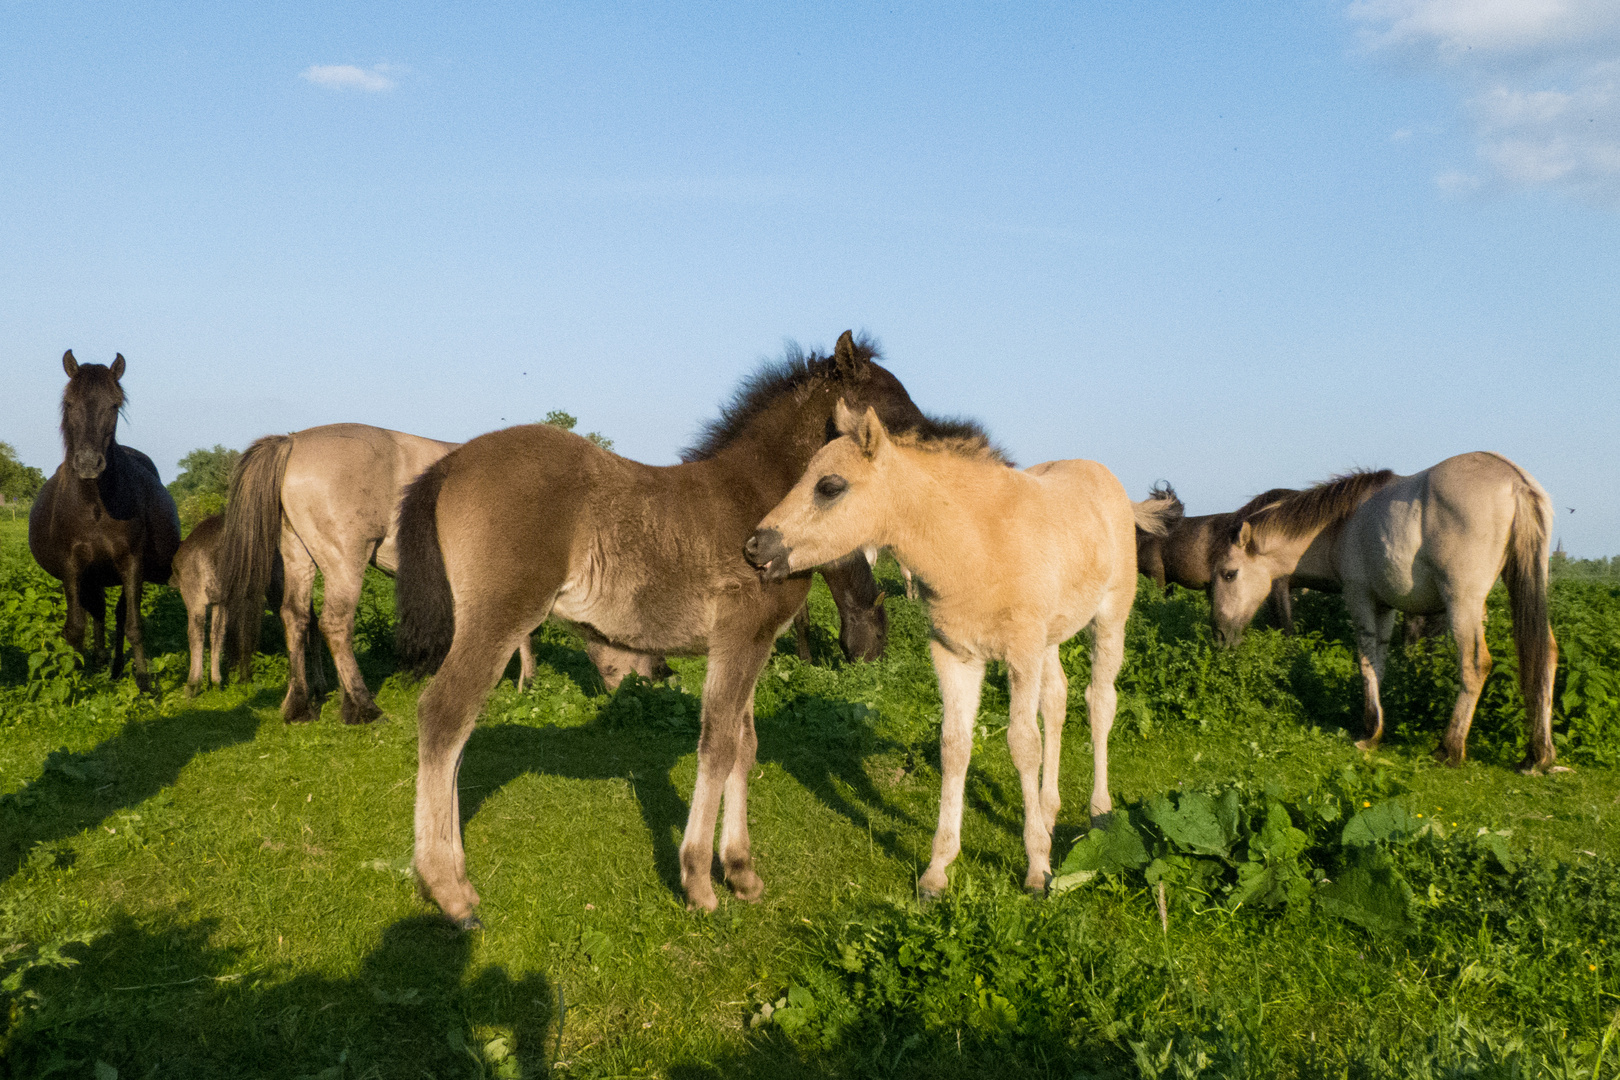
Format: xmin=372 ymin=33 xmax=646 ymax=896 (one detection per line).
xmin=0 ymin=689 xmax=278 ymax=885
xmin=456 ymin=692 xmax=921 ymax=902
xmin=2 ymin=913 xmax=554 ymax=1079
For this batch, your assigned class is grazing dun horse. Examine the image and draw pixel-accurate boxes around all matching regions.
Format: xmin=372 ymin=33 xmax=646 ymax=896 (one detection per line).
xmin=1135 ymin=483 xmax=1300 ymax=631
xmin=1207 ymin=453 xmax=1557 ymax=773
xmin=396 ymin=333 xmax=931 ymax=925
xmin=747 ymin=402 xmax=1180 ymax=896
xmin=29 ymin=352 xmax=180 ymax=691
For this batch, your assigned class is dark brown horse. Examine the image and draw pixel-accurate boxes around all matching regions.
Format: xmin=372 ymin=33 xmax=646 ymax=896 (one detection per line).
xmin=28 ymin=352 xmax=181 ymax=691
xmin=397 ymin=332 xmax=930 ymax=926
xmin=1135 ymin=483 xmax=1299 ymax=633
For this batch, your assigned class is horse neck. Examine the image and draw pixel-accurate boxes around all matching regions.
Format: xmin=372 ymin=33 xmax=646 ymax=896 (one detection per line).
xmin=698 ymin=389 xmax=832 ymax=513
xmin=1255 ymin=520 xmax=1332 ymax=579
xmin=876 ymin=449 xmax=995 ymax=595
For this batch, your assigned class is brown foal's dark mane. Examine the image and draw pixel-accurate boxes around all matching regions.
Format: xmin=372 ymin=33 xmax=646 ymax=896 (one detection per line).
xmin=680 ymin=337 xmax=883 ymax=462
xmin=1242 ymin=470 xmax=1398 ymax=545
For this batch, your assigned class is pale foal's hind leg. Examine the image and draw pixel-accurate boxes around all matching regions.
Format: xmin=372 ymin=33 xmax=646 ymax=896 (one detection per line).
xmin=1087 ymin=612 xmax=1126 ymax=822
xmin=315 ymin=556 xmax=382 ymax=724
xmin=919 ymin=641 xmax=985 ymax=899
xmin=680 ymin=634 xmax=774 ymax=911
xmin=1037 ymin=644 xmax=1068 ymax=836
xmin=278 ymin=534 xmax=321 ymax=723
xmin=1006 ymin=647 xmax=1054 ymax=891
xmin=413 ymin=627 xmax=523 ymax=930
xmin=1347 ymin=591 xmax=1397 ymax=751
xmin=1436 ymin=594 xmax=1491 ymax=766
xmin=718 ymin=699 xmax=764 ymax=902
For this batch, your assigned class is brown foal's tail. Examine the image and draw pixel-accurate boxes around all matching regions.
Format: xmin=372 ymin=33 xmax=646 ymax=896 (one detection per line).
xmin=219 ymin=434 xmax=293 ymax=680
xmin=395 ymin=458 xmax=456 ymax=675
xmin=1132 ymin=486 xmax=1184 ymax=539
xmin=1502 ymin=465 xmax=1557 ymax=769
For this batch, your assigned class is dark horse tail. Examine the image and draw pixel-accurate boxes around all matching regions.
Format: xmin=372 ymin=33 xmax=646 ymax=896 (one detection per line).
xmin=219 ymin=434 xmax=293 ymax=679
xmin=1500 ymin=459 xmax=1558 ymax=770
xmin=395 ymin=457 xmax=456 ymax=675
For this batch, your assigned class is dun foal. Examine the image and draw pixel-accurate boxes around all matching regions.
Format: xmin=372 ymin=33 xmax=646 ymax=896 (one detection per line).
xmin=748 ymin=402 xmax=1179 ymax=896
xmin=1208 ymin=453 xmax=1558 ymax=772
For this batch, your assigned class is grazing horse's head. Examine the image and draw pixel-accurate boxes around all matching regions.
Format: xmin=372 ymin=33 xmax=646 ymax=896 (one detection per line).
xmin=1208 ymin=519 xmax=1273 ymax=648
xmin=59 ymin=350 xmax=127 ymax=480
xmin=747 ymin=400 xmax=903 ymax=580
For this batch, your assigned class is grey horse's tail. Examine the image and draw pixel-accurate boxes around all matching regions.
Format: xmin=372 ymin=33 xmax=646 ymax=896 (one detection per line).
xmin=1132 ymin=484 xmax=1184 ymax=539
xmin=219 ymin=434 xmax=293 ymax=680
xmin=395 ymin=457 xmax=456 ymax=675
xmin=1502 ymin=463 xmax=1558 ymax=769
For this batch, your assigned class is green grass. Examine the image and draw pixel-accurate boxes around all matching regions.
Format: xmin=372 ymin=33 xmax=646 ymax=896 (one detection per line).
xmin=2 ymin=517 xmax=1617 ymax=1079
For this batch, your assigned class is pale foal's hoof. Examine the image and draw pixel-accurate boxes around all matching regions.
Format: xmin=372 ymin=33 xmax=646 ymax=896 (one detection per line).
xmin=1354 ymin=737 xmax=1381 ymax=752
xmin=727 ymin=868 xmax=765 ymax=904
xmin=684 ymin=886 xmax=719 ymax=914
xmin=916 ymin=885 xmax=944 ymax=905
xmin=1024 ymin=871 xmax=1052 ymax=898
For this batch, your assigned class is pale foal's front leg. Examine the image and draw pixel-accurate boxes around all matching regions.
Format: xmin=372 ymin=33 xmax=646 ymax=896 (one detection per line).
xmin=718 ymin=703 xmax=764 ymax=902
xmin=1006 ymin=647 xmax=1053 ymax=891
xmin=919 ymin=641 xmax=985 ymax=899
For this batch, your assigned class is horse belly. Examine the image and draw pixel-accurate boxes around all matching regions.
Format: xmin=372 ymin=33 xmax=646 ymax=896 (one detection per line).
xmin=550 ymin=572 xmax=716 ymax=656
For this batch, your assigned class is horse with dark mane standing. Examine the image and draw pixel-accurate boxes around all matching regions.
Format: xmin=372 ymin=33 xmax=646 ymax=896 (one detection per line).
xmin=396 ymin=332 xmax=931 ymax=926
xmin=28 ymin=352 xmax=181 ymax=691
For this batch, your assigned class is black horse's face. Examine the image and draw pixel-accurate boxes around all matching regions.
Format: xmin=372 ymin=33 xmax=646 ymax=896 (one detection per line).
xmin=60 ymin=351 xmax=126 ymax=480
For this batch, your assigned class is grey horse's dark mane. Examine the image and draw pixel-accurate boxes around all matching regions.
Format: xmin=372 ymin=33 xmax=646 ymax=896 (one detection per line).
xmin=1242 ymin=471 xmax=1397 ymax=544
xmin=680 ymin=337 xmax=882 ymax=462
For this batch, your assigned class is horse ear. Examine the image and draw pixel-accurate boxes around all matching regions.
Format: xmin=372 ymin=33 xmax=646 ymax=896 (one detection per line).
xmin=1236 ymin=521 xmax=1253 ymax=550
xmin=832 ymin=330 xmax=863 ymax=374
xmin=854 ymin=406 xmax=889 ymax=458
xmin=834 ymin=397 xmax=860 ymax=437
xmin=111 ymin=354 xmax=126 ymax=380
xmin=63 ymin=350 xmax=78 ymax=377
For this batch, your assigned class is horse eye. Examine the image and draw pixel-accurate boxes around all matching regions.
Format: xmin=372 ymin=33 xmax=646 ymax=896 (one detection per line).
xmin=1220 ymin=569 xmax=1238 ymax=582
xmin=814 ymin=475 xmax=848 ymax=500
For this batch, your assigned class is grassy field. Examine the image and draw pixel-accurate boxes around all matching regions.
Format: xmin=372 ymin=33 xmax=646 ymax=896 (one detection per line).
xmin=2 ymin=516 xmax=1618 ymax=1079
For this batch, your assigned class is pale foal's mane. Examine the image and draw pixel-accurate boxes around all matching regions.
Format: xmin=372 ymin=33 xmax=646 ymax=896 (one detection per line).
xmin=1241 ymin=469 xmax=1398 ymax=547
xmin=887 ymin=414 xmax=1014 ymax=467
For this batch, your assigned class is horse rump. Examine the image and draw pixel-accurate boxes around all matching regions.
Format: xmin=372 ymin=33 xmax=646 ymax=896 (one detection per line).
xmin=395 ymin=458 xmax=457 ymax=675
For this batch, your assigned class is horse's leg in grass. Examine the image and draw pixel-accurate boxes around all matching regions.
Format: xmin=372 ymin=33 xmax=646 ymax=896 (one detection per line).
xmin=117 ymin=558 xmax=148 ymax=692
xmin=1436 ymin=594 xmax=1491 ymax=766
xmin=1037 ymin=644 xmax=1067 ymax=836
xmin=515 ymin=635 xmax=535 ymax=691
xmin=184 ymin=586 xmax=207 ymax=696
xmin=1347 ymin=592 xmax=1397 ymax=751
xmin=278 ymin=536 xmax=320 ymax=723
xmin=111 ymin=591 xmax=127 ymax=681
xmin=718 ymin=695 xmax=765 ymax=903
xmin=414 ymin=622 xmax=531 ymax=929
xmin=1269 ymin=577 xmax=1295 ymax=635
xmin=1006 ymin=647 xmax=1054 ymax=891
xmin=918 ymin=642 xmax=986 ymax=899
xmin=311 ymin=555 xmax=380 ymax=725
xmin=208 ymin=602 xmax=227 ymax=688
xmin=679 ymin=634 xmax=774 ymax=911
xmin=792 ymin=603 xmax=813 ymax=661
xmin=1087 ymin=608 xmax=1127 ymax=822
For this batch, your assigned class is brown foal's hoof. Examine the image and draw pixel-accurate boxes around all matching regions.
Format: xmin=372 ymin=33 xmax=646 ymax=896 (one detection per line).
xmin=342 ymin=697 xmax=383 ymax=725
xmin=449 ymin=912 xmax=484 ymax=932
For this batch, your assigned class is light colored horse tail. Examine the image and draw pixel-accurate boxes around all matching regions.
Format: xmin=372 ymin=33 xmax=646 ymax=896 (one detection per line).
xmin=395 ymin=457 xmax=456 ymax=675
xmin=1501 ymin=464 xmax=1557 ymax=765
xmin=219 ymin=434 xmax=293 ymax=679
xmin=1132 ymin=488 xmax=1184 ymax=539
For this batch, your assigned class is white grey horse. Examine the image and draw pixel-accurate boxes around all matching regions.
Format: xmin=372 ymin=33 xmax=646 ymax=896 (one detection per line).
xmin=1207 ymin=452 xmax=1557 ymax=773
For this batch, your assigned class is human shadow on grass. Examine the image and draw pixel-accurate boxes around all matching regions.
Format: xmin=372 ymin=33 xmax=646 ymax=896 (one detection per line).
xmin=2 ymin=912 xmax=554 ymax=1078
xmin=456 ymin=685 xmax=921 ymax=902
xmin=0 ymin=689 xmax=278 ymax=885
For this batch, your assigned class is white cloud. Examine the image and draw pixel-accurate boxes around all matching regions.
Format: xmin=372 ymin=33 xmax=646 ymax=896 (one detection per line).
xmin=1349 ymin=1 xmax=1620 ymax=206
xmin=300 ymin=64 xmax=399 ymax=93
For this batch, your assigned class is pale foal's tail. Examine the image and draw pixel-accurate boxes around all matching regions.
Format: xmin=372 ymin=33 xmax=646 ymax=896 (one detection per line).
xmin=1501 ymin=462 xmax=1557 ymax=771
xmin=1132 ymin=488 xmax=1184 ymax=539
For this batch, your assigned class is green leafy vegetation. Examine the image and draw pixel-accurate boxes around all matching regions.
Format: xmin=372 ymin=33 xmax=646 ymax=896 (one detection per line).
xmin=1 ymin=517 xmax=1616 ymax=1078
xmin=0 ymin=442 xmax=46 ymax=513
xmin=542 ymin=409 xmax=615 ymax=452
xmin=167 ymin=444 xmax=241 ymax=534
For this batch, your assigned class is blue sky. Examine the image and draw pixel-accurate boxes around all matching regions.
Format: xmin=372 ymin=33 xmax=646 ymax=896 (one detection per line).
xmin=4 ymin=1 xmax=1617 ymax=553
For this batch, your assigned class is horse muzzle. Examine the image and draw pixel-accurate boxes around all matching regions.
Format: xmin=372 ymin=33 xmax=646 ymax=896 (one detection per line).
xmin=73 ymin=450 xmax=106 ymax=480
xmin=744 ymin=528 xmax=793 ymax=581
